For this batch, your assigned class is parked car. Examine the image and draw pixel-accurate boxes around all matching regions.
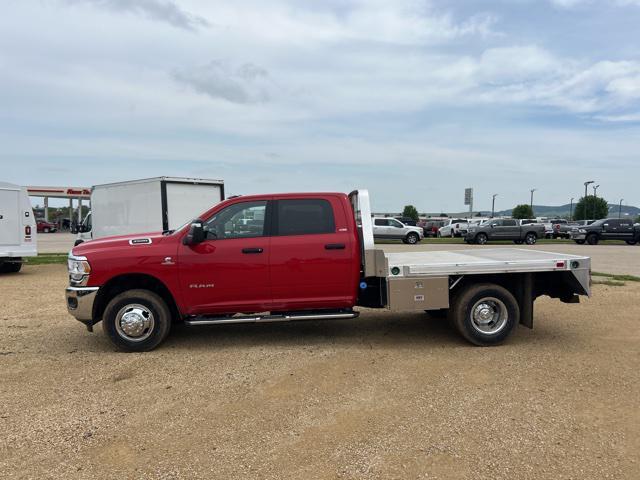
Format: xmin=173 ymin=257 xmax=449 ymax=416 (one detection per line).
xmin=394 ymin=216 xmax=418 ymax=226
xmin=422 ymin=220 xmax=445 ymax=237
xmin=465 ymin=219 xmax=546 ymax=245
xmin=555 ymin=220 xmax=594 ymax=239
xmin=438 ymin=218 xmax=469 ymax=238
xmin=0 ymin=182 xmax=37 ymax=273
xmin=541 ymin=219 xmax=567 ymax=239
xmin=373 ymin=217 xmax=424 ymax=244
xmin=36 ymin=219 xmax=57 ymax=233
xmin=570 ymin=218 xmax=640 ymax=245
xmin=64 ymin=189 xmax=591 ymax=351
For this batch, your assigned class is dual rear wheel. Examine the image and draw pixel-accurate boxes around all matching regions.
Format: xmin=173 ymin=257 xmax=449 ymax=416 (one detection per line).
xmin=429 ymin=283 xmax=520 ymax=346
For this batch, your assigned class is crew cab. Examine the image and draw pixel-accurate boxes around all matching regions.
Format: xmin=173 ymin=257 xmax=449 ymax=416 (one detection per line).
xmin=570 ymin=218 xmax=640 ymax=245
xmin=66 ymin=190 xmax=591 ymax=352
xmin=465 ymin=219 xmax=545 ymax=245
xmin=372 ymin=217 xmax=423 ymax=244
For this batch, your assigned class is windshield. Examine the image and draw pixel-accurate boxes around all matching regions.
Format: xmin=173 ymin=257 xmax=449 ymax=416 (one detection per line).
xmin=590 ymin=219 xmax=605 ymax=227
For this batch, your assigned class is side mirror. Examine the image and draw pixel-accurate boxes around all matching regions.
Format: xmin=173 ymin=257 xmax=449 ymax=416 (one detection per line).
xmin=182 ymin=221 xmax=205 ymax=245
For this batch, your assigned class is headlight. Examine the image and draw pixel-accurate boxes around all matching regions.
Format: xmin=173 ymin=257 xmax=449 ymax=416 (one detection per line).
xmin=578 ymin=229 xmax=587 ymax=234
xmin=68 ymin=254 xmax=91 ymax=282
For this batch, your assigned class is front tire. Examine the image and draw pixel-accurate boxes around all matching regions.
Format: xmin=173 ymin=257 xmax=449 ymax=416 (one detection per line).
xmin=475 ymin=233 xmax=488 ymax=245
xmin=586 ymin=234 xmax=599 ymax=245
xmin=514 ymin=240 xmax=524 ymax=245
xmin=406 ymin=232 xmax=419 ymax=245
xmin=102 ymin=289 xmax=172 ymax=352
xmin=626 ymin=240 xmax=638 ymax=245
xmin=451 ymin=283 xmax=520 ymax=346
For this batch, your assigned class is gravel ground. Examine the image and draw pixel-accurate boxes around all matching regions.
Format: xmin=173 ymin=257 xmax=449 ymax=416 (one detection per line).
xmin=1 ymin=265 xmax=639 ymax=479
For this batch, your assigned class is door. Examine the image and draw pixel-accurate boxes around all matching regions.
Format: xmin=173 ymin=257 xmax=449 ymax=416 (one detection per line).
xmin=373 ymin=218 xmax=391 ymax=238
xmin=602 ymin=219 xmax=619 ymax=240
xmin=488 ymin=219 xmax=503 ymax=239
xmin=269 ymin=197 xmax=355 ymax=310
xmin=501 ymin=219 xmax=519 ymax=239
xmin=178 ymin=200 xmax=271 ymax=315
xmin=617 ymin=220 xmax=633 ymax=240
xmin=0 ymin=189 xmax=20 ymax=246
xmin=387 ymin=218 xmax=405 ymax=239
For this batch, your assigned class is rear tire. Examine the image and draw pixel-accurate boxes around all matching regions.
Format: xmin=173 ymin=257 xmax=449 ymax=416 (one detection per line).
xmin=586 ymin=234 xmax=599 ymax=245
xmin=514 ymin=240 xmax=523 ymax=245
xmin=524 ymin=233 xmax=537 ymax=245
xmin=625 ymin=239 xmax=638 ymax=245
xmin=451 ymin=283 xmax=520 ymax=346
xmin=0 ymin=261 xmax=22 ymax=273
xmin=102 ymin=289 xmax=172 ymax=352
xmin=575 ymin=240 xmax=585 ymax=245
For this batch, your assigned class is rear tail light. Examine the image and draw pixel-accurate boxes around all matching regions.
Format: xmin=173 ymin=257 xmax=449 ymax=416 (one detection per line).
xmin=556 ymin=261 xmax=565 ymax=268
xmin=25 ymin=226 xmax=31 ymax=236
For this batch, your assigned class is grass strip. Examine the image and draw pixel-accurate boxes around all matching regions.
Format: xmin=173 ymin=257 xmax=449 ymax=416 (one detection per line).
xmin=592 ymin=280 xmax=626 ymax=287
xmin=27 ymin=254 xmax=68 ymax=265
xmin=591 ymin=272 xmax=640 ymax=282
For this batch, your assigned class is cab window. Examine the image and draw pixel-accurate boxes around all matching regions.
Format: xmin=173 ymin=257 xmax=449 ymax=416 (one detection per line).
xmin=276 ymin=199 xmax=335 ymax=236
xmin=204 ymin=201 xmax=267 ymax=239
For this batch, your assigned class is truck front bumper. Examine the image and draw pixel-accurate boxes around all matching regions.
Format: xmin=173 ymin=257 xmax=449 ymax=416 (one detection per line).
xmin=66 ymin=286 xmax=99 ymax=324
xmin=570 ymin=233 xmax=586 ymax=240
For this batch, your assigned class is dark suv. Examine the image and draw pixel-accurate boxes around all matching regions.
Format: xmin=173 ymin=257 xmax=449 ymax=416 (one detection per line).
xmin=570 ymin=218 xmax=640 ymax=245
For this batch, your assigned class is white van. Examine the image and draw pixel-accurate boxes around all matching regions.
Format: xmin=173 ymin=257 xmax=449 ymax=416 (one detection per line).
xmin=0 ymin=182 xmax=37 ymax=273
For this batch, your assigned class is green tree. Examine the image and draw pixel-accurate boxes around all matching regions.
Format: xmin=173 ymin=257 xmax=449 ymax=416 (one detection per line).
xmin=402 ymin=205 xmax=419 ymax=221
xmin=512 ymin=204 xmax=534 ymax=219
xmin=636 ymin=215 xmax=640 ymax=224
xmin=574 ymin=196 xmax=608 ymax=220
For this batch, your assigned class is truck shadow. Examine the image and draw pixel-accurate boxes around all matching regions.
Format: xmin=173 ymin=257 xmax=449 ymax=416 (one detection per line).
xmin=164 ymin=312 xmax=468 ymax=351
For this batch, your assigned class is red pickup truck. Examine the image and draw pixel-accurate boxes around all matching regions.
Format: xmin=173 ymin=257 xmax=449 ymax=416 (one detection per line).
xmin=66 ymin=190 xmax=591 ymax=352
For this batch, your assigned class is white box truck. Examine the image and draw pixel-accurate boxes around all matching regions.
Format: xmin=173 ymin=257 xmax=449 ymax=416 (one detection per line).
xmin=75 ymin=177 xmax=224 ymax=245
xmin=0 ymin=182 xmax=37 ymax=273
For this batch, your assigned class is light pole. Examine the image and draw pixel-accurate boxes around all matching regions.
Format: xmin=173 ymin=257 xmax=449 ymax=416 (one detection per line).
xmin=530 ymin=189 xmax=536 ymax=216
xmin=619 ymin=199 xmax=624 ymax=219
xmin=583 ymin=180 xmax=594 ymax=199
xmin=592 ymin=185 xmax=600 ymax=219
xmin=583 ymin=180 xmax=594 ymax=220
xmin=570 ymin=197 xmax=574 ymax=221
xmin=491 ymin=194 xmax=498 ymax=218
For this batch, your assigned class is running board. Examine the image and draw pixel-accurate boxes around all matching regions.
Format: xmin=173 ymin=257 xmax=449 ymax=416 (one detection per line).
xmin=184 ymin=311 xmax=359 ymax=326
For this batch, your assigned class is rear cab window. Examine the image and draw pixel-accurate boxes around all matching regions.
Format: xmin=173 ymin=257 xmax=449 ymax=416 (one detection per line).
xmin=275 ymin=199 xmax=335 ymax=236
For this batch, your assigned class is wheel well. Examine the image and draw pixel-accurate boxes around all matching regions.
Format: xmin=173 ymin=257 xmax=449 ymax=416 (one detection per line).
xmin=93 ymin=274 xmax=180 ymax=323
xmin=525 ymin=231 xmax=537 ymax=237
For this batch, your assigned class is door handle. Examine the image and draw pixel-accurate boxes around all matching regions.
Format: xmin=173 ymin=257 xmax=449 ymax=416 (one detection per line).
xmin=242 ymin=247 xmax=263 ymax=254
xmin=325 ymin=243 xmax=346 ymax=250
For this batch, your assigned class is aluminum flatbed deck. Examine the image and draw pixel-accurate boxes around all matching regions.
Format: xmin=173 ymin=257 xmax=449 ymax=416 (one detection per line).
xmin=384 ymin=248 xmax=590 ymax=279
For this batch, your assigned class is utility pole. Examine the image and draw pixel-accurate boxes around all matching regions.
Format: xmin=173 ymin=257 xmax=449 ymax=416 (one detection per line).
xmin=592 ymin=185 xmax=600 ymax=220
xmin=619 ymin=199 xmax=624 ymax=219
xmin=570 ymin=197 xmax=574 ymax=221
xmin=530 ymin=189 xmax=536 ymax=216
xmin=491 ymin=194 xmax=498 ymax=218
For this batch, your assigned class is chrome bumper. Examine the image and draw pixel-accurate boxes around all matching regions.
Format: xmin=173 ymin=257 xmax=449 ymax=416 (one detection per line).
xmin=65 ymin=286 xmax=99 ymax=322
xmin=570 ymin=233 xmax=586 ymax=240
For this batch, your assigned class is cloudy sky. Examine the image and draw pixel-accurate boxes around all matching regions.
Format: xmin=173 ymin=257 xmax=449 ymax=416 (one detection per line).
xmin=1 ymin=0 xmax=639 ymax=212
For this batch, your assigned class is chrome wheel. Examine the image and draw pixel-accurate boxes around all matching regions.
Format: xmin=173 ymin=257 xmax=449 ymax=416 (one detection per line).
xmin=476 ymin=234 xmax=487 ymax=245
xmin=115 ymin=304 xmax=155 ymax=342
xmin=470 ymin=297 xmax=508 ymax=335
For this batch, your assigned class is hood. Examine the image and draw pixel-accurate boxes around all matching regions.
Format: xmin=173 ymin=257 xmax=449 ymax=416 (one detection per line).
xmin=72 ymin=231 xmax=167 ymax=256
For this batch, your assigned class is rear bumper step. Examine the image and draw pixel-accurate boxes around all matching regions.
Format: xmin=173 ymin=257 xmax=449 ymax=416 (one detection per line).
xmin=185 ymin=311 xmax=359 ymax=326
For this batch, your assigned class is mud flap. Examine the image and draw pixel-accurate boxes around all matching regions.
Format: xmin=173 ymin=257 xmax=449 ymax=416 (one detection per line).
xmin=517 ymin=273 xmax=534 ymax=329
